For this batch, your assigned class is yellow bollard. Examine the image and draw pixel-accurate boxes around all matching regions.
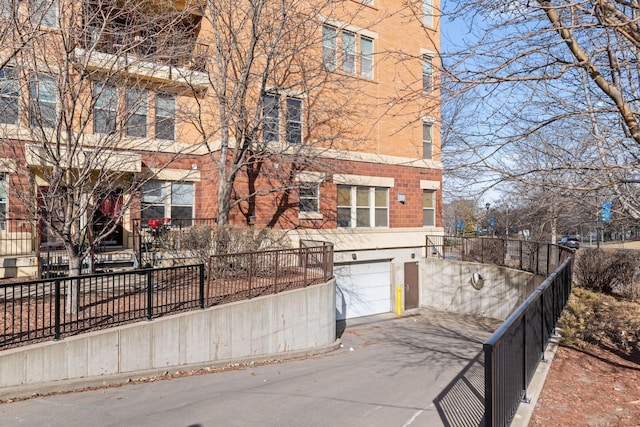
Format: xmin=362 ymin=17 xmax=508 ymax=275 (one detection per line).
xmin=396 ymin=285 xmax=403 ymax=316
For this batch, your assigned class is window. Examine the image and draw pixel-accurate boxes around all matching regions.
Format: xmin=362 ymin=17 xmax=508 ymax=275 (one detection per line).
xmin=423 ymin=55 xmax=433 ymax=92
xmin=360 ymin=37 xmax=373 ymax=79
xmin=29 ymin=74 xmax=56 ymax=128
xmin=286 ymin=97 xmax=302 ymax=144
xmin=423 ymin=190 xmax=435 ymax=226
xmin=337 ymin=185 xmax=388 ymax=228
xmin=126 ymin=88 xmax=148 ymax=138
xmin=155 ymin=93 xmax=175 ymax=140
xmin=93 ymin=83 xmax=117 ymax=134
xmin=423 ymin=122 xmax=432 ymax=159
xmin=263 ymin=93 xmax=303 ymax=144
xmin=141 ymin=180 xmax=165 ymax=221
xmin=0 ymin=67 xmax=19 ymax=125
xmin=29 ymin=0 xmax=57 ymax=28
xmin=299 ymin=183 xmax=319 ymax=214
xmin=322 ymin=25 xmax=337 ymax=70
xmin=141 ymin=180 xmax=194 ymax=224
xmin=422 ymin=0 xmax=433 ymax=27
xmin=170 ymin=182 xmax=194 ymax=225
xmin=263 ymin=93 xmax=279 ymax=142
xmin=342 ymin=31 xmax=356 ymax=74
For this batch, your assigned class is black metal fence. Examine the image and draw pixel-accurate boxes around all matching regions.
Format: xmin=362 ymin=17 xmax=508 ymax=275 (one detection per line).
xmin=1 ymin=243 xmax=334 ymax=349
xmin=209 ymin=244 xmax=334 ymax=303
xmin=1 ymin=264 xmax=204 ymax=349
xmin=483 ymin=257 xmax=573 ymax=427
xmin=0 ymin=218 xmax=36 ymax=257
xmin=426 ymin=235 xmax=574 ymax=276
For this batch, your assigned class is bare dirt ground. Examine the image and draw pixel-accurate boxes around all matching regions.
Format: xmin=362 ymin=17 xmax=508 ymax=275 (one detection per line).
xmin=530 ymin=345 xmax=640 ymax=426
xmin=530 ymin=278 xmax=640 ymax=427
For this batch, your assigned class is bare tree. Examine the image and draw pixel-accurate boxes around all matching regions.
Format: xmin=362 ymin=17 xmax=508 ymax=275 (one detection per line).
xmin=0 ymin=0 xmax=201 ymax=310
xmin=441 ymin=0 xmax=640 ymax=220
xmin=185 ymin=0 xmax=392 ymax=230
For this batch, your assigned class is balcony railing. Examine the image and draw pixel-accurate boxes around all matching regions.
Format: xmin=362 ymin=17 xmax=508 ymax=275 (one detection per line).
xmin=78 ymin=26 xmax=209 ymax=73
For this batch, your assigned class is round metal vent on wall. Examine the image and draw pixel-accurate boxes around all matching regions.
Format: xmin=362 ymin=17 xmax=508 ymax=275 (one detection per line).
xmin=471 ymin=272 xmax=484 ymax=290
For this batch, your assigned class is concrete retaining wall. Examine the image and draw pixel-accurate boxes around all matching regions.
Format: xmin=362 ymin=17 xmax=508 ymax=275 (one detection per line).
xmin=421 ymin=259 xmax=544 ymax=320
xmin=0 ymin=279 xmax=336 ymax=391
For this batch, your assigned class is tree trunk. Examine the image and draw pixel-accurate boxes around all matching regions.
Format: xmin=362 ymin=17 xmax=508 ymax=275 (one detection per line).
xmin=65 ymin=249 xmax=82 ymax=315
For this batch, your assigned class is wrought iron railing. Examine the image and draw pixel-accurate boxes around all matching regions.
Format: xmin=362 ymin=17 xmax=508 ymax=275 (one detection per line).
xmin=0 ymin=218 xmax=35 ymax=257
xmin=1 ymin=264 xmax=203 ymax=348
xmin=209 ymin=244 xmax=334 ymax=304
xmin=1 ymin=243 xmax=334 ymax=349
xmin=426 ymin=235 xmax=574 ymax=276
xmin=483 ymin=257 xmax=573 ymax=427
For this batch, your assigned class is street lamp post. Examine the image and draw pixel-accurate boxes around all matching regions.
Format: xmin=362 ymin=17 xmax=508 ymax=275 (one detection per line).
xmin=506 ymin=207 xmax=509 ymax=240
xmin=485 ymin=203 xmax=490 ymax=237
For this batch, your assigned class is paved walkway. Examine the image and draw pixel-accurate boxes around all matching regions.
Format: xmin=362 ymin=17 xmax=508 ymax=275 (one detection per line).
xmin=1 ymin=309 xmax=501 ymax=427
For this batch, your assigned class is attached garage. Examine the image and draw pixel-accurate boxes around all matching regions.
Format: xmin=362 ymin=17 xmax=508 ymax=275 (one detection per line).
xmin=334 ymin=260 xmax=392 ymax=320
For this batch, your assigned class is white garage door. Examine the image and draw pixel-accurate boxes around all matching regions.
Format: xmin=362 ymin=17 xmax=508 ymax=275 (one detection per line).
xmin=335 ymin=261 xmax=391 ymax=320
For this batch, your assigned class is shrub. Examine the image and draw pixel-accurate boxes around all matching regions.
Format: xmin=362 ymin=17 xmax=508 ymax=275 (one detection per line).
xmin=574 ymin=249 xmax=640 ymax=299
xmin=163 ymin=225 xmax=292 ymax=269
xmin=559 ymin=287 xmax=640 ymax=361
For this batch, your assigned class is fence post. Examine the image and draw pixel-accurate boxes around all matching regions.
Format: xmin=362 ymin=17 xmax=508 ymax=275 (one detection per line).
xmin=484 ymin=343 xmax=495 ymax=427
xmin=522 ymin=311 xmax=529 ymax=403
xmin=546 ymin=244 xmax=551 ymax=276
xmin=274 ymin=251 xmax=280 ymax=293
xmin=303 ymin=247 xmax=308 ymax=286
xmin=54 ymin=279 xmax=61 ymax=340
xmin=146 ymin=269 xmax=153 ymax=320
xmin=519 ymin=240 xmax=523 ymax=271
xmin=248 ymin=252 xmax=254 ymax=298
xmin=199 ymin=264 xmax=205 ymax=309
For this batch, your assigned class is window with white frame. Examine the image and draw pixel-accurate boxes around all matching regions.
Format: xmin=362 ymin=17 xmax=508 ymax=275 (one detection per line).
xmin=29 ymin=74 xmax=56 ymax=128
xmin=170 ymin=182 xmax=194 ymax=225
xmin=341 ymin=30 xmax=356 ymax=74
xmin=126 ymin=87 xmax=148 ymax=138
xmin=360 ymin=36 xmax=373 ymax=78
xmin=155 ymin=93 xmax=175 ymax=140
xmin=29 ymin=0 xmax=57 ymax=28
xmin=423 ymin=122 xmax=433 ymax=159
xmin=286 ymin=97 xmax=302 ymax=144
xmin=422 ymin=0 xmax=433 ymax=27
xmin=423 ymin=55 xmax=433 ymax=92
xmin=423 ymin=189 xmax=435 ymax=226
xmin=0 ymin=67 xmax=19 ymax=125
xmin=299 ymin=182 xmax=319 ymax=214
xmin=93 ymin=83 xmax=118 ymax=134
xmin=337 ymin=185 xmax=388 ymax=228
xmin=322 ymin=25 xmax=338 ymax=70
xmin=263 ymin=92 xmax=280 ymax=142
xmin=141 ymin=180 xmax=194 ymax=225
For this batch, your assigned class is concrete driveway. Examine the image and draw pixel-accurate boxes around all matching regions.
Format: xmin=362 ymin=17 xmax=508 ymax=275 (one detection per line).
xmin=1 ymin=309 xmax=500 ymax=427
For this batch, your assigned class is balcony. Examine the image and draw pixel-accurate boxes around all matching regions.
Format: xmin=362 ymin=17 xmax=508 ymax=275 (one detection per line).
xmin=75 ymin=26 xmax=209 ymax=89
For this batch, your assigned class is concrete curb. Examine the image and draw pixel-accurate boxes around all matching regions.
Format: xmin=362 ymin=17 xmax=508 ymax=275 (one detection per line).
xmin=0 ymin=339 xmax=343 ymax=401
xmin=511 ymin=330 xmax=562 ymax=427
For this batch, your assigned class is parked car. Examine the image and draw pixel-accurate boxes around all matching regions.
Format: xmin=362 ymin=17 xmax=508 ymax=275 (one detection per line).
xmin=557 ymin=236 xmax=580 ymax=249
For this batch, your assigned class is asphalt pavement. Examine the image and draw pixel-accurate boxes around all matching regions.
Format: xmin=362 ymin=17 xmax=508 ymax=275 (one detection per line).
xmin=1 ymin=309 xmax=501 ymax=427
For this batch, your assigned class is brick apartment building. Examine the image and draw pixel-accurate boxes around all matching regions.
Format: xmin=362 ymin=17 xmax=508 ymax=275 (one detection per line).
xmin=0 ymin=0 xmax=441 ymax=276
